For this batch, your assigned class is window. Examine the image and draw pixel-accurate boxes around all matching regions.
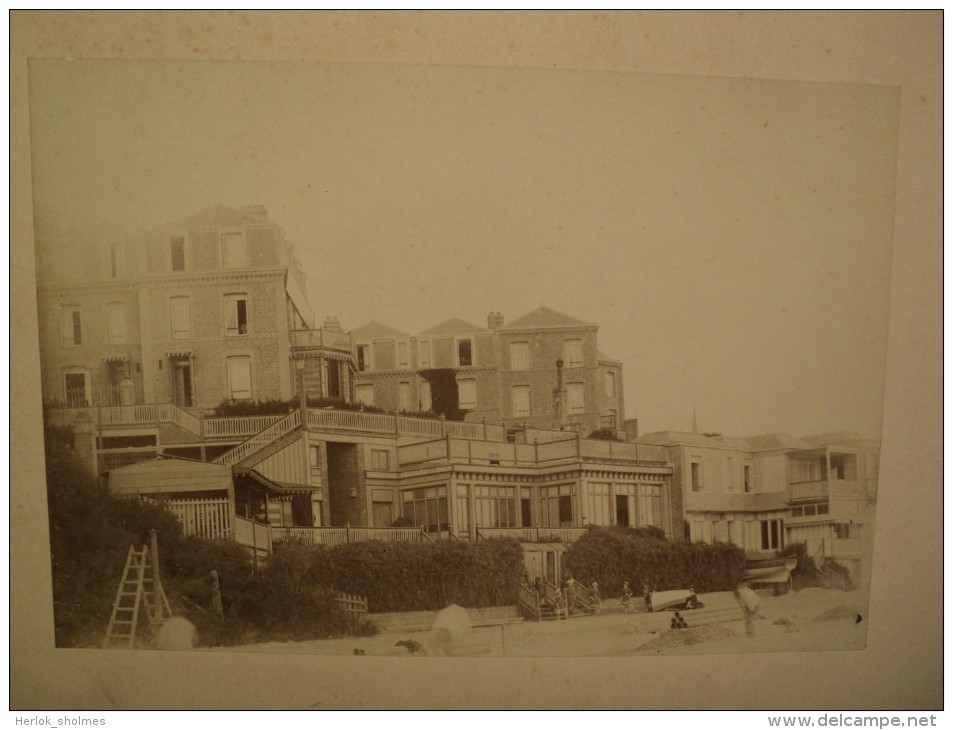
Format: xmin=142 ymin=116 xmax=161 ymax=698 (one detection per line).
xmin=372 ymin=501 xmax=394 ymax=528
xmin=567 ymin=382 xmax=585 ymax=414
xmin=510 ymin=342 xmax=529 ymax=371
xmin=456 ymin=485 xmax=471 ymax=536
xmin=224 ymin=294 xmax=248 ymax=336
xmin=170 ymin=297 xmax=191 ymax=339
xmin=108 ymin=243 xmax=122 ymax=278
xmin=458 ymin=378 xmax=477 ymax=410
xmin=221 ymin=231 xmax=247 ymax=269
xmin=690 ymin=461 xmax=701 ymax=491
xmin=370 ymin=449 xmax=390 ymax=470
xmin=401 ymin=486 xmax=449 ymax=533
xmin=458 ymin=339 xmax=473 ymax=367
xmin=587 ymin=482 xmax=612 ymax=526
xmin=397 ymin=341 xmax=409 ymax=368
xmin=473 ymin=485 xmax=518 ymax=528
xmin=638 ymin=484 xmax=664 ymax=528
xmin=106 ymin=302 xmax=126 ymax=345
xmin=170 ymin=236 xmax=185 ymax=271
xmin=511 ymin=385 xmax=531 ymax=417
xmin=355 ymin=384 xmax=375 ymax=407
xmin=605 ymin=370 xmax=616 ymax=397
xmin=760 ymin=519 xmax=784 ymax=550
xmin=63 ymin=369 xmax=89 ymax=407
xmin=563 ymin=339 xmax=583 ymax=367
xmin=356 ymin=345 xmax=370 ymax=372
xmin=540 ymin=484 xmax=574 ymax=527
xmin=419 ymin=380 xmax=432 ymax=411
xmin=398 ymin=381 xmax=411 ymax=412
xmin=744 ymin=465 xmax=752 ymax=493
xmin=816 ymin=503 xmax=830 ymax=515
xmin=833 ymin=523 xmax=854 ymax=540
xmin=418 ymin=340 xmax=431 ymax=369
xmin=226 ymin=356 xmax=252 ymax=400
xmin=601 ymin=410 xmax=617 ymax=429
xmin=60 ymin=307 xmax=82 ymax=346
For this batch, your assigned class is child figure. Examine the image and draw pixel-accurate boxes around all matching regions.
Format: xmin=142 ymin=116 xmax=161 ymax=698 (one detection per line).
xmin=589 ymin=581 xmax=602 ymax=613
xmin=554 ymin=589 xmax=568 ymax=620
xmin=621 ymin=581 xmax=633 ymax=613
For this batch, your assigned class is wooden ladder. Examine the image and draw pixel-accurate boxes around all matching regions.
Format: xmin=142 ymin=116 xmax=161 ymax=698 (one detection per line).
xmin=103 ymin=545 xmax=170 ymax=649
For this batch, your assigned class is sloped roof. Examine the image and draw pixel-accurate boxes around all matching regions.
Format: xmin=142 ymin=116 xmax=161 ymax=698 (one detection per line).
xmin=637 ymin=431 xmax=751 ymax=450
xmin=745 ymin=433 xmax=815 ymax=451
xmin=500 ymin=306 xmax=595 ymax=330
xmin=154 ymin=204 xmax=272 ymax=232
xmin=418 ymin=317 xmax=488 ymax=337
xmin=351 ymin=321 xmax=410 ymax=341
xmin=598 ymin=350 xmax=621 ymax=363
xmin=799 ymin=432 xmax=876 ymax=449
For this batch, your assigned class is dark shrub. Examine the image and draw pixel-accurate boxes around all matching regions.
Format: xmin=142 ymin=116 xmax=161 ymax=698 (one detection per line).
xmin=564 ymin=527 xmax=745 ymax=598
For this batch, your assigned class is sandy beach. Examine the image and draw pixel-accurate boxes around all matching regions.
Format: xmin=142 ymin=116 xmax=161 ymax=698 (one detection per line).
xmin=213 ymin=586 xmax=869 ymax=658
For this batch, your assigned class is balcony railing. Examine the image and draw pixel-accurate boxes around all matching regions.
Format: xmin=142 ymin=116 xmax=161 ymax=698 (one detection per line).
xmin=290 ymin=328 xmax=354 ymax=353
xmin=790 ymin=479 xmax=860 ymax=501
xmin=270 ymin=526 xmax=425 ymax=547
xmin=476 ymin=526 xmax=589 ymax=543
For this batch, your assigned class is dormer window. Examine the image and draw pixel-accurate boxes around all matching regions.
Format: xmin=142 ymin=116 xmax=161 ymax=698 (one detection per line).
xmin=221 ymin=230 xmax=247 ymax=269
xmin=458 ymin=339 xmax=472 ymax=367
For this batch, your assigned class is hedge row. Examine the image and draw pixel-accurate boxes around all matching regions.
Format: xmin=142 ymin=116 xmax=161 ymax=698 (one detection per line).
xmin=564 ymin=527 xmax=746 ymax=598
xmin=280 ymin=537 xmax=525 ymax=613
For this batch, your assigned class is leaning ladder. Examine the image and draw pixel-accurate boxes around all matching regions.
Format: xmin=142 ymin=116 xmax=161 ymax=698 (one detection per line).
xmin=103 ymin=545 xmax=171 ymax=649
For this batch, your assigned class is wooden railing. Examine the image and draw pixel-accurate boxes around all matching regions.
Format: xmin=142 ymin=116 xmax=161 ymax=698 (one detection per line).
xmin=307 ymin=408 xmax=394 ymax=434
xmin=270 ymin=525 xmax=424 ymax=547
xmin=233 ymin=515 xmax=272 ymax=555
xmin=163 ymin=497 xmax=232 ymax=540
xmin=213 ymin=410 xmax=301 ymax=466
xmin=516 ymin=581 xmax=541 ymax=622
xmin=336 ymin=592 xmax=370 ymax=633
xmin=204 ymin=414 xmax=283 ymax=439
xmin=477 ymin=526 xmax=589 ymax=543
xmin=155 ymin=403 xmax=203 ymax=436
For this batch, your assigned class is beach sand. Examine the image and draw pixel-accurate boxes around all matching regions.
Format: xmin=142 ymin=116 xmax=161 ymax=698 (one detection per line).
xmin=211 ymin=586 xmax=869 ymax=657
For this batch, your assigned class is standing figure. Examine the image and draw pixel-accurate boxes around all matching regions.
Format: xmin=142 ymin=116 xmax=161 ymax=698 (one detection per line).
xmin=565 ymin=575 xmax=576 ymax=614
xmin=621 ymin=581 xmax=633 ymax=613
xmin=589 ymin=581 xmax=602 ymax=613
xmin=734 ymin=584 xmax=761 ymax=637
xmin=554 ymin=589 xmax=568 ymax=620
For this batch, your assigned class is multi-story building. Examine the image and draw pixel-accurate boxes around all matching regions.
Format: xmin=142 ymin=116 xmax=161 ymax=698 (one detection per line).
xmin=638 ymin=429 xmax=879 ymax=584
xmin=36 ymin=203 xmax=877 ymax=587
xmin=349 ymin=307 xmax=625 ymax=436
xmin=36 ymin=204 xmax=329 ymax=412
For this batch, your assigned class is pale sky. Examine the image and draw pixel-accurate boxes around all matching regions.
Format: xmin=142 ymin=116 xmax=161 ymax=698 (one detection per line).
xmin=27 ymin=59 xmax=899 ymax=439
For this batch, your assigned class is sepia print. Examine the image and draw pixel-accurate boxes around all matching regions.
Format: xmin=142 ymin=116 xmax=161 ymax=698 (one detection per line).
xmin=13 ymin=12 xmax=941 ymax=710
xmin=27 ymin=56 xmax=898 ymax=662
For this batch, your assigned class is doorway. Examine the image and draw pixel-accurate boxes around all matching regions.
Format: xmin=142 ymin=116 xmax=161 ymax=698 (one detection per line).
xmin=171 ymin=359 xmax=192 ymax=407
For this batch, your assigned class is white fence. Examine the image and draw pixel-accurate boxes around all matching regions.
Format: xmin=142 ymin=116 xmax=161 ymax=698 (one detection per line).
xmin=164 ymin=497 xmax=232 ymax=540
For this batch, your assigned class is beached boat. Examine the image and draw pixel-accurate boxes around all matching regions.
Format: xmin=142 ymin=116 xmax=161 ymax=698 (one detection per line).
xmin=743 ymin=555 xmax=798 ymax=584
xmin=647 ymin=589 xmax=703 ymax=612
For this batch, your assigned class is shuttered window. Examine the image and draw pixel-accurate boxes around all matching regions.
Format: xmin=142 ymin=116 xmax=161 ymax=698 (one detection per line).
xmin=170 ymin=297 xmax=191 ymax=339
xmin=107 ymin=302 xmax=126 ymax=345
xmin=226 ymin=356 xmax=252 ymax=400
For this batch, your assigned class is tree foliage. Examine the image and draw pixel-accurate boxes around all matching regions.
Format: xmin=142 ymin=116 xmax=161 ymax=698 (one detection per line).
xmin=564 ymin=527 xmax=745 ymax=598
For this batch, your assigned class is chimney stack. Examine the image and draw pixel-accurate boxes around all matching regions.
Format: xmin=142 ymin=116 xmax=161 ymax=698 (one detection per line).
xmin=240 ymin=204 xmax=268 ymax=219
xmin=487 ymin=312 xmax=504 ymax=330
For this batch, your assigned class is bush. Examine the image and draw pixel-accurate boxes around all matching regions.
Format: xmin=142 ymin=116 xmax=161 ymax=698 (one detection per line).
xmin=564 ymin=527 xmax=745 ymax=598
xmin=587 ymin=428 xmax=622 ymax=441
xmin=305 ymin=538 xmax=524 ymax=612
xmin=211 ymin=398 xmax=385 ymax=417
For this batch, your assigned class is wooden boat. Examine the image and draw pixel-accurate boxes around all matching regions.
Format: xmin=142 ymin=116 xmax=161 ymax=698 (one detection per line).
xmin=742 ymin=555 xmax=798 ymax=584
xmin=647 ymin=589 xmax=703 ymax=612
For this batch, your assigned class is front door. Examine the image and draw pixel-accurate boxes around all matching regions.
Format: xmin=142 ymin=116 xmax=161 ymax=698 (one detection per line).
xmin=172 ymin=360 xmax=192 ymax=407
xmin=616 ymin=495 xmax=630 ymax=527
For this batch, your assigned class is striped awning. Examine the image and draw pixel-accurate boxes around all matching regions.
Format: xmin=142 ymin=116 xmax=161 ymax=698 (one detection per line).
xmin=103 ymin=353 xmax=129 ymax=362
xmin=165 ymin=350 xmax=193 ymax=358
